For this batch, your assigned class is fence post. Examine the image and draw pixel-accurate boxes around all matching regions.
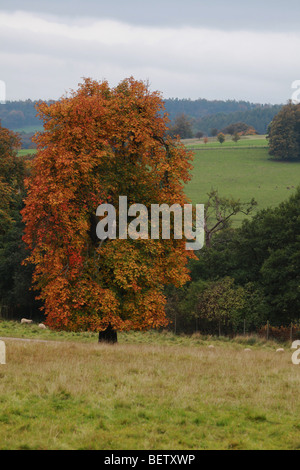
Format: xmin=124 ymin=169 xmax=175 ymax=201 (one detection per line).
xmin=243 ymin=318 xmax=246 ymax=336
xmin=267 ymin=320 xmax=269 ymax=341
xmin=290 ymin=323 xmax=293 ymax=342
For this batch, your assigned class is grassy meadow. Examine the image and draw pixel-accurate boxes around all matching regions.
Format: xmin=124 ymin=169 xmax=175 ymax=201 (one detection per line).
xmin=184 ymin=136 xmax=300 ymax=225
xmin=17 ymin=149 xmax=37 ymax=157
xmin=0 ymin=323 xmax=299 ymax=450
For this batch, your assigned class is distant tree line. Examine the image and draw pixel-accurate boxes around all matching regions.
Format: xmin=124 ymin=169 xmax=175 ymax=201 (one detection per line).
xmin=0 ymin=100 xmax=50 ymax=149
xmin=3 ymin=97 xmax=263 ymax=131
xmin=164 ymin=97 xmax=261 ymax=121
xmin=164 ymin=98 xmax=282 ymax=135
xmin=0 ymin=100 xmax=43 ymax=129
xmin=193 ymin=106 xmax=282 ymax=136
xmin=0 ymin=98 xmax=282 ymax=143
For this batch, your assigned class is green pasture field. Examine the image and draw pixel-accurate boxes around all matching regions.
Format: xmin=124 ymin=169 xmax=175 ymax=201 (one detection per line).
xmin=17 ymin=149 xmax=37 ymax=157
xmin=185 ymin=145 xmax=300 ymax=225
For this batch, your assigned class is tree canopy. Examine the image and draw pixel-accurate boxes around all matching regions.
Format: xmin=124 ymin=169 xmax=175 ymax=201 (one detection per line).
xmin=0 ymin=123 xmax=39 ymax=319
xmin=268 ymin=101 xmax=300 ymax=161
xmin=167 ymin=113 xmax=194 ymax=139
xmin=189 ymin=187 xmax=300 ymax=326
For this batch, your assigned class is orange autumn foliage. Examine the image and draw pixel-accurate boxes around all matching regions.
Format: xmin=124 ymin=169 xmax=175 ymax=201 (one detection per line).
xmin=22 ymin=77 xmax=195 ymax=332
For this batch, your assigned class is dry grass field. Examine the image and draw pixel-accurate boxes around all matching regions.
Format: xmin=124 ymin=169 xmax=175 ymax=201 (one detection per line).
xmin=0 ymin=331 xmax=300 ymax=450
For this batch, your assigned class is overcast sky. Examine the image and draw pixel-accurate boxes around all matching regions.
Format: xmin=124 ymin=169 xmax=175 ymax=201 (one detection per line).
xmin=1 ymin=0 xmax=300 ymax=103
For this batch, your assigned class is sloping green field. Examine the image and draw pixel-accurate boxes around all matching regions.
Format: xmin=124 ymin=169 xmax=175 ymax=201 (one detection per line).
xmin=17 ymin=149 xmax=37 ymax=157
xmin=185 ymin=145 xmax=300 ymax=224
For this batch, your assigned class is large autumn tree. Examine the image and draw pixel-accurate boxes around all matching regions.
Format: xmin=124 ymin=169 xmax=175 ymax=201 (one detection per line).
xmin=22 ymin=78 xmax=195 ymax=334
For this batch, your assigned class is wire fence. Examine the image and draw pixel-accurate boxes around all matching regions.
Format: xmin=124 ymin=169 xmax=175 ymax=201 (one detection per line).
xmin=167 ymin=311 xmax=300 ymax=342
xmin=257 ymin=322 xmax=300 ymax=342
xmin=0 ymin=305 xmax=10 ymax=320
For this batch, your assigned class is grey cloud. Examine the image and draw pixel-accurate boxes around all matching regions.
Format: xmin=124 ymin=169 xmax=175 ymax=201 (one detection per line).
xmin=2 ymin=0 xmax=300 ymax=32
xmin=0 ymin=10 xmax=299 ymax=103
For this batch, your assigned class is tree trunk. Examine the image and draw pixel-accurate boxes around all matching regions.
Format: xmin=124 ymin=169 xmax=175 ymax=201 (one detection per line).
xmin=205 ymin=230 xmax=212 ymax=248
xmin=98 ymin=324 xmax=118 ymax=343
